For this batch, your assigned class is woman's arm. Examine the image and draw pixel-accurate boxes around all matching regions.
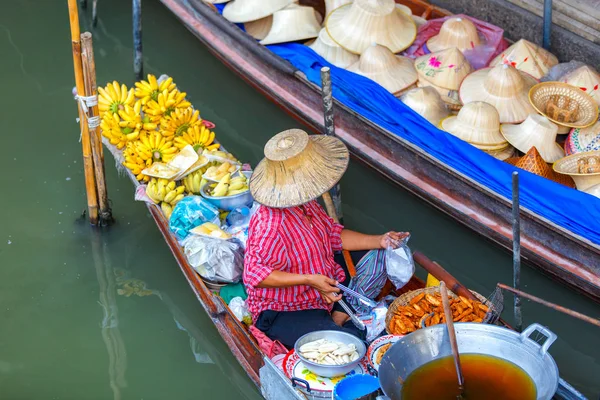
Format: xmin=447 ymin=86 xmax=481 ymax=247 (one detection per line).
xmin=341 ymin=229 xmax=410 ymax=251
xmin=257 ymin=271 xmax=342 ymax=303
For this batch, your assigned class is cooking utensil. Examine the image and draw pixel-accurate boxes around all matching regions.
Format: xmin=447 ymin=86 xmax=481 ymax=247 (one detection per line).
xmin=336 ymin=282 xmax=378 ymax=308
xmin=440 ymin=281 xmax=465 ymax=398
xmin=338 ymin=299 xmax=366 ymax=330
xmin=378 ymin=322 xmax=559 ymax=400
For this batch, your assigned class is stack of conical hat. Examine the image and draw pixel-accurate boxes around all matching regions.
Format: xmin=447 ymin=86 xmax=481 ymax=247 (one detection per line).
xmin=501 ymin=113 xmax=564 ymax=163
xmin=308 ymin=28 xmax=359 ymax=68
xmin=565 ymin=120 xmax=600 ymax=155
xmin=347 ymin=43 xmax=417 ymax=95
xmin=223 ymin=0 xmax=295 ymax=23
xmin=506 ymin=147 xmax=575 ymax=187
xmin=246 ymin=3 xmax=323 ymax=40
xmin=489 ymin=39 xmax=558 ymax=80
xmin=325 ymin=0 xmax=417 ymax=55
xmin=258 ymin=5 xmax=321 ymax=44
xmin=325 ymin=0 xmax=352 ymax=20
xmin=553 ymin=150 xmax=600 ymax=194
xmin=459 ymin=64 xmax=538 ymax=123
xmin=427 ymin=17 xmax=481 ymax=53
xmin=560 ymin=65 xmax=600 ymax=107
xmin=400 ymin=87 xmax=450 ymax=126
xmin=415 ymin=48 xmax=473 ymax=111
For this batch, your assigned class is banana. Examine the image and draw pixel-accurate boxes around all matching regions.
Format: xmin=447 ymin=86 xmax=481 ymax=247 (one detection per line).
xmin=98 ymin=81 xmax=135 ymax=121
xmin=157 ymin=186 xmax=167 ymax=202
xmin=160 ymin=107 xmax=201 ymax=138
xmin=212 ymin=180 xmax=229 ymax=197
xmin=166 ymin=181 xmax=176 ymax=192
xmin=227 ymin=188 xmax=249 ymax=196
xmin=175 ymin=186 xmax=186 ymax=195
xmin=134 ymin=132 xmax=178 ymax=164
xmin=161 ymin=202 xmax=173 ymax=219
xmin=143 ymin=89 xmax=191 ymax=123
xmin=228 ymin=181 xmax=246 ymax=191
xmin=135 ymin=74 xmax=177 ymax=104
xmin=202 ymin=222 xmax=220 ymax=232
xmin=172 ymin=194 xmax=185 ymax=205
xmin=163 ymin=190 xmax=177 ymax=204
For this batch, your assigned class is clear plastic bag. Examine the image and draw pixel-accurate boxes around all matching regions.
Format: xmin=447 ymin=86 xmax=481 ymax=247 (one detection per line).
xmin=182 ymin=235 xmax=244 ymax=283
xmin=169 ymin=196 xmax=221 ymax=241
xmin=357 ymin=301 xmax=389 ymax=342
xmin=386 ymin=235 xmax=415 ymax=290
xmin=229 ymin=296 xmax=252 ymax=325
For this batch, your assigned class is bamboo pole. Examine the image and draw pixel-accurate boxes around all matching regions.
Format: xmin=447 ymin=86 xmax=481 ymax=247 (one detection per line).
xmin=133 ymin=0 xmax=143 ymax=81
xmin=81 ymin=32 xmax=113 ymax=225
xmin=68 ymin=0 xmax=99 ymax=225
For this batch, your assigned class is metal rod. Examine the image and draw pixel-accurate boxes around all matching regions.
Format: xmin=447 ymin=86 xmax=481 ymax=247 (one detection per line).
xmin=133 ymin=0 xmax=143 ymax=81
xmin=512 ymin=172 xmax=522 ymax=332
xmin=92 ymin=0 xmax=98 ymax=27
xmin=498 ymin=284 xmax=600 ymax=328
xmin=543 ymin=0 xmax=553 ymax=50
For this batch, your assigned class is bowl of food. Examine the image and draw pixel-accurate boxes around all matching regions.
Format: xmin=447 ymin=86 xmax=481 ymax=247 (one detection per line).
xmin=200 ymin=171 xmax=253 ymax=211
xmin=294 ymin=330 xmax=366 ymax=378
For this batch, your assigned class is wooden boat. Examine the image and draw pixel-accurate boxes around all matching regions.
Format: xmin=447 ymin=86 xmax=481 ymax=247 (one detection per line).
xmin=156 ymin=0 xmax=600 ymax=303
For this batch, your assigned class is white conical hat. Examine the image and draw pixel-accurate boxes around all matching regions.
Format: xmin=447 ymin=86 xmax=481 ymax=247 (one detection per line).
xmin=441 ymin=101 xmax=506 ymax=147
xmin=308 ymin=28 xmax=359 ymax=68
xmin=417 ymin=80 xmax=462 ymax=111
xmin=245 ymin=3 xmax=321 ymax=40
xmin=259 ymin=6 xmax=321 ymax=45
xmin=501 ymin=113 xmax=565 ymax=163
xmin=223 ymin=0 xmax=294 ymax=23
xmin=459 ymin=64 xmax=538 ymax=123
xmin=325 ymin=0 xmax=417 ymax=55
xmin=489 ymin=39 xmax=558 ymax=80
xmin=347 ymin=43 xmax=417 ymax=94
xmin=205 ymin=0 xmax=231 ymax=3
xmin=325 ymin=0 xmax=352 ymax=20
xmin=553 ymin=150 xmax=600 ymax=191
xmin=561 ymin=65 xmax=600 ymax=107
xmin=400 ymin=87 xmax=450 ymax=126
xmin=415 ymin=47 xmax=473 ymax=91
xmin=427 ymin=17 xmax=481 ymax=53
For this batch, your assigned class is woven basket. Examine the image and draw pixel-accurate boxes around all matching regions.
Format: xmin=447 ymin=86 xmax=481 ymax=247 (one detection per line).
xmin=385 ymin=286 xmax=497 ymax=334
xmin=529 ymin=82 xmax=599 ymax=128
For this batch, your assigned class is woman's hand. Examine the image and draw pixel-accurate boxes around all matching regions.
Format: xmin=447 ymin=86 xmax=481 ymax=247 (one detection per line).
xmin=380 ymin=231 xmax=410 ymax=249
xmin=307 ymin=274 xmax=342 ymax=304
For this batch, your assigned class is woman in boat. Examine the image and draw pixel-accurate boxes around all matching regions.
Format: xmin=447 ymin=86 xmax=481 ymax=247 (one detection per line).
xmin=244 ymin=129 xmax=408 ymax=348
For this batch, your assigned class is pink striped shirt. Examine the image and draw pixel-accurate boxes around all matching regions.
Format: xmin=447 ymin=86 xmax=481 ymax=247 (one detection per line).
xmin=243 ymin=201 xmax=345 ymax=321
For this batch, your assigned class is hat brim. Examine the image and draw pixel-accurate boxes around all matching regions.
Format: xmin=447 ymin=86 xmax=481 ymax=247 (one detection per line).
xmin=223 ymin=0 xmax=294 ymax=23
xmin=441 ymin=115 xmax=506 ymax=147
xmin=501 ymin=123 xmax=565 ymax=163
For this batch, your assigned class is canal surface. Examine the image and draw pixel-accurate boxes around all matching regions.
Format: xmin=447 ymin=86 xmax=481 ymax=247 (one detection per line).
xmin=0 ymin=0 xmax=598 ymax=398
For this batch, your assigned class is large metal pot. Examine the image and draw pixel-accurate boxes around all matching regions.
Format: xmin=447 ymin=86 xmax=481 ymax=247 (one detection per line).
xmin=378 ymin=323 xmax=559 ymax=400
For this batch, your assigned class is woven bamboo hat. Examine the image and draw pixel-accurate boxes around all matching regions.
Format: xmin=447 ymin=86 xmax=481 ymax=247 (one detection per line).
xmin=250 ymin=129 xmax=350 ymax=207
xmin=565 ymin=120 xmax=600 ymax=155
xmin=553 ymin=150 xmax=600 ymax=191
xmin=427 ymin=17 xmax=481 ymax=53
xmin=347 ymin=43 xmax=417 ymax=94
xmin=325 ymin=0 xmax=417 ymax=55
xmin=441 ymin=101 xmax=506 ymax=147
xmin=529 ymin=82 xmax=599 ymax=128
xmin=308 ymin=28 xmax=359 ymax=68
xmin=246 ymin=3 xmax=322 ymax=40
xmin=460 ymin=64 xmax=538 ymax=124
xmin=500 ymin=113 xmax=564 ymax=163
xmin=487 ymin=144 xmax=516 ymax=161
xmin=489 ymin=39 xmax=558 ymax=80
xmin=223 ymin=0 xmax=294 ymax=23
xmin=416 ymin=80 xmax=462 ymax=111
xmin=561 ymin=65 xmax=600 ymax=107
xmin=415 ymin=48 xmax=473 ymax=91
xmin=506 ymin=147 xmax=575 ymax=187
xmin=259 ymin=6 xmax=321 ymax=45
xmin=400 ymin=87 xmax=450 ymax=126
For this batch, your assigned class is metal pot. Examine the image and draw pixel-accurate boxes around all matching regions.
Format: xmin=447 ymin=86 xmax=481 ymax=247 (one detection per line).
xmin=378 ymin=323 xmax=559 ymax=400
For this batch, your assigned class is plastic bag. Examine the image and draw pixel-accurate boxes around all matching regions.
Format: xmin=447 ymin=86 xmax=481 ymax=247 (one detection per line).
xmin=357 ymin=301 xmax=389 ymax=342
xmin=229 ymin=296 xmax=252 ymax=325
xmin=169 ymin=196 xmax=221 ymax=241
xmin=182 ymin=234 xmax=244 ymax=283
xmin=541 ymin=60 xmax=587 ymax=82
xmin=225 ymin=203 xmax=260 ymax=249
xmin=386 ymin=235 xmax=415 ymax=290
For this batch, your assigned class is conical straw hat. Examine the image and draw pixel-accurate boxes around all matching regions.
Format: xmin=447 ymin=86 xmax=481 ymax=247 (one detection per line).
xmin=506 ymin=147 xmax=575 ymax=187
xmin=325 ymin=0 xmax=352 ymax=20
xmin=501 ymin=113 xmax=564 ymax=163
xmin=560 ymin=65 xmax=600 ymax=107
xmin=394 ymin=4 xmax=425 ymax=27
xmin=223 ymin=0 xmax=294 ymax=23
xmin=347 ymin=43 xmax=417 ymax=94
xmin=427 ymin=17 xmax=481 ymax=53
xmin=487 ymin=144 xmax=516 ymax=160
xmin=400 ymin=87 xmax=450 ymax=126
xmin=325 ymin=0 xmax=417 ymax=55
xmin=415 ymin=48 xmax=473 ymax=91
xmin=441 ymin=102 xmax=507 ymax=147
xmin=250 ymin=129 xmax=350 ymax=207
xmin=416 ymin=80 xmax=462 ymax=111
xmin=459 ymin=64 xmax=538 ymax=123
xmin=553 ymin=150 xmax=600 ymax=191
xmin=245 ymin=3 xmax=321 ymax=40
xmin=205 ymin=0 xmax=231 ymax=4
xmin=308 ymin=28 xmax=359 ymax=68
xmin=565 ymin=120 xmax=600 ymax=155
xmin=259 ymin=6 xmax=321 ymax=45
xmin=489 ymin=39 xmax=558 ymax=80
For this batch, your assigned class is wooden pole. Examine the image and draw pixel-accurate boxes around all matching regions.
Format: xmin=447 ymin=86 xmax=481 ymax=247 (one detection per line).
xmin=81 ymin=32 xmax=113 ymax=225
xmin=512 ymin=172 xmax=523 ymax=332
xmin=133 ymin=0 xmax=143 ymax=81
xmin=68 ymin=0 xmax=99 ymax=225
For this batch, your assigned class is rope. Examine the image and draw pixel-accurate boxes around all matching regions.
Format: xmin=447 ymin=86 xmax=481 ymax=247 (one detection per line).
xmin=74 ymin=93 xmax=99 ymax=114
xmin=88 ymin=116 xmax=101 ymax=129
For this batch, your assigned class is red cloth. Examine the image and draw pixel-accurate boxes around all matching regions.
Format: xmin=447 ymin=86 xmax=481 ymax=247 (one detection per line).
xmin=248 ymin=325 xmax=288 ymax=358
xmin=243 ymin=200 xmax=345 ymax=322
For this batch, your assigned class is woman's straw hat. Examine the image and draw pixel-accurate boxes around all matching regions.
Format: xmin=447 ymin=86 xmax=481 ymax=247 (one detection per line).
xmin=529 ymin=82 xmax=599 ymax=128
xmin=487 ymin=144 xmax=516 ymax=160
xmin=250 ymin=129 xmax=349 ymax=207
xmin=246 ymin=4 xmax=322 ymax=40
xmin=441 ymin=102 xmax=507 ymax=147
xmin=501 ymin=113 xmax=565 ymax=163
xmin=223 ymin=0 xmax=294 ymax=23
xmin=506 ymin=147 xmax=575 ymax=187
xmin=415 ymin=48 xmax=473 ymax=91
xmin=427 ymin=17 xmax=481 ymax=53
xmin=400 ymin=87 xmax=450 ymax=126
xmin=561 ymin=65 xmax=600 ymax=107
xmin=347 ymin=43 xmax=417 ymax=94
xmin=325 ymin=0 xmax=417 ymax=55
xmin=489 ymin=39 xmax=558 ymax=80
xmin=308 ymin=28 xmax=359 ymax=68
xmin=553 ymin=150 xmax=600 ymax=191
xmin=259 ymin=6 xmax=321 ymax=45
xmin=565 ymin=120 xmax=600 ymax=155
xmin=459 ymin=64 xmax=538 ymax=123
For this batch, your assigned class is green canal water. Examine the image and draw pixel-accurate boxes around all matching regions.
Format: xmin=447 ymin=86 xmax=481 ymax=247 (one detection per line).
xmin=1 ymin=0 xmax=599 ymax=398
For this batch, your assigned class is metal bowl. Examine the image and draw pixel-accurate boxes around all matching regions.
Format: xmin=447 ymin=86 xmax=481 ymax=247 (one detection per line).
xmin=200 ymin=171 xmax=253 ymax=211
xmin=294 ymin=330 xmax=366 ymax=378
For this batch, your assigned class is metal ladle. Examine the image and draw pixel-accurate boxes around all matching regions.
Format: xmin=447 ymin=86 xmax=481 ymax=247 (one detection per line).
xmin=440 ymin=281 xmax=466 ymax=399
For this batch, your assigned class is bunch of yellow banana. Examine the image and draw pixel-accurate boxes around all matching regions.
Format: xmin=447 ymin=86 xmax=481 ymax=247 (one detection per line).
xmin=134 ymin=74 xmax=176 ymax=105
xmin=160 ymin=107 xmax=201 ymax=138
xmin=204 ymin=162 xmax=238 ymax=181
xmin=135 ymin=131 xmax=178 ymax=163
xmin=182 ymin=169 xmax=208 ymax=194
xmin=123 ymin=142 xmax=152 ymax=182
xmin=208 ymin=173 xmax=249 ymax=197
xmin=118 ymin=100 xmax=157 ymax=132
xmin=143 ymin=89 xmax=191 ymax=123
xmin=101 ymin=114 xmax=130 ymax=149
xmin=98 ymin=81 xmax=135 ymax=121
xmin=174 ymin=124 xmax=218 ymax=151
xmin=146 ymin=178 xmax=186 ymax=219
xmin=192 ymin=222 xmax=231 ymax=239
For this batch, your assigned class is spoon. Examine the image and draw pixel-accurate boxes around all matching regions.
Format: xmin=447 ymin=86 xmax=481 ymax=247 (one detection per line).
xmin=440 ymin=281 xmax=466 ymax=399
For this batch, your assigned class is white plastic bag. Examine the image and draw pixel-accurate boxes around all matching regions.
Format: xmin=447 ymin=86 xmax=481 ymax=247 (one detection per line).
xmin=386 ymin=235 xmax=415 ymax=290
xmin=229 ymin=297 xmax=252 ymax=325
xmin=182 ymin=235 xmax=244 ymax=283
xmin=358 ymin=301 xmax=389 ymax=342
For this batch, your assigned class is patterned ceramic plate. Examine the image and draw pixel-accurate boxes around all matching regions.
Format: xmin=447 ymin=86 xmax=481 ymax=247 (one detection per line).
xmin=367 ymin=334 xmax=403 ymax=371
xmin=282 ymin=349 xmax=370 ymax=393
